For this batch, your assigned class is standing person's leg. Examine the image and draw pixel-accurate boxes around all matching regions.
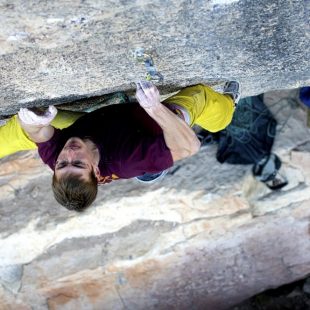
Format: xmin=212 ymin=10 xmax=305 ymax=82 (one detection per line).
xmin=163 ymin=84 xmax=236 ymax=132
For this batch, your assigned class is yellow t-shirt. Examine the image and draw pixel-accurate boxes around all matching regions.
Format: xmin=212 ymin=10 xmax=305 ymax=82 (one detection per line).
xmin=0 ymin=110 xmax=83 ymax=159
xmin=164 ymin=84 xmax=234 ymax=132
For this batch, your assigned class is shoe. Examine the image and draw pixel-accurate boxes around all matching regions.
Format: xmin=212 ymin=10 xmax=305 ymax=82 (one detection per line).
xmin=196 ymin=129 xmax=216 ymax=149
xmin=136 ymin=170 xmax=168 ymax=184
xmin=223 ymin=80 xmax=241 ymax=105
xmin=264 ymin=171 xmax=288 ymax=190
xmin=252 ymin=153 xmax=288 ymax=190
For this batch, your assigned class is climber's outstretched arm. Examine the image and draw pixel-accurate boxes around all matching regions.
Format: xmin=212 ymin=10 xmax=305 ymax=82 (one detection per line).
xmin=135 ymin=81 xmax=200 ymax=162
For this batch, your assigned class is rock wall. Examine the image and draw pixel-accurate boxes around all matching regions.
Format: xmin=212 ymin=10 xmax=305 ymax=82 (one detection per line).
xmin=1 ymin=0 xmax=310 ymax=308
xmin=0 ymin=0 xmax=310 ymax=114
xmin=0 ymin=90 xmax=310 ymax=309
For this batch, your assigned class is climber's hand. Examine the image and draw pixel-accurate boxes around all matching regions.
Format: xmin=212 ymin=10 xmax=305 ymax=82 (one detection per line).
xmin=135 ymin=81 xmax=161 ymax=111
xmin=18 ymin=106 xmax=57 ymax=127
xmin=17 ymin=106 xmax=56 ymax=143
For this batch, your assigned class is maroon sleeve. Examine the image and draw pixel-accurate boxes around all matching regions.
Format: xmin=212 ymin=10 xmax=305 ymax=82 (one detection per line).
xmin=117 ymin=134 xmax=173 ymax=178
xmin=130 ymin=105 xmax=173 ymax=172
xmin=36 ymin=129 xmax=62 ymax=170
xmin=143 ymin=135 xmax=174 ymax=172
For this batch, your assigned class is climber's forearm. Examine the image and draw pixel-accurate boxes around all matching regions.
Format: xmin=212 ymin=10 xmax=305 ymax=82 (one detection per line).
xmin=17 ymin=117 xmax=55 ymax=143
xmin=144 ymin=104 xmax=200 ymax=162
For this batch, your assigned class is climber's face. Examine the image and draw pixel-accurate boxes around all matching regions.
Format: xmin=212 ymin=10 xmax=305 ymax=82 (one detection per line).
xmin=54 ymin=137 xmax=100 ymax=181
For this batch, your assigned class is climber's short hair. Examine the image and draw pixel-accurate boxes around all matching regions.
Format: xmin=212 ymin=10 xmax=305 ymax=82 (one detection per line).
xmin=52 ymin=171 xmax=98 ymax=211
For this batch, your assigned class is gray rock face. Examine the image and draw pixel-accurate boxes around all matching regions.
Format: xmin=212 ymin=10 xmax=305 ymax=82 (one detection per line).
xmin=1 ymin=0 xmax=310 ymax=308
xmin=0 ymin=0 xmax=309 ymax=114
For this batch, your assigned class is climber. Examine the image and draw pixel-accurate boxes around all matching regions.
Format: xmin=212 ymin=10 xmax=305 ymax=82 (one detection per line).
xmin=14 ymin=81 xmax=239 ymax=211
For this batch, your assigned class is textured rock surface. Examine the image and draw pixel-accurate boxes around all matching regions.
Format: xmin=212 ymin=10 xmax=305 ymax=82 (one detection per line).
xmin=0 ymin=0 xmax=310 ymax=114
xmin=1 ymin=0 xmax=310 ymax=308
xmin=0 ymin=91 xmax=309 ymax=309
